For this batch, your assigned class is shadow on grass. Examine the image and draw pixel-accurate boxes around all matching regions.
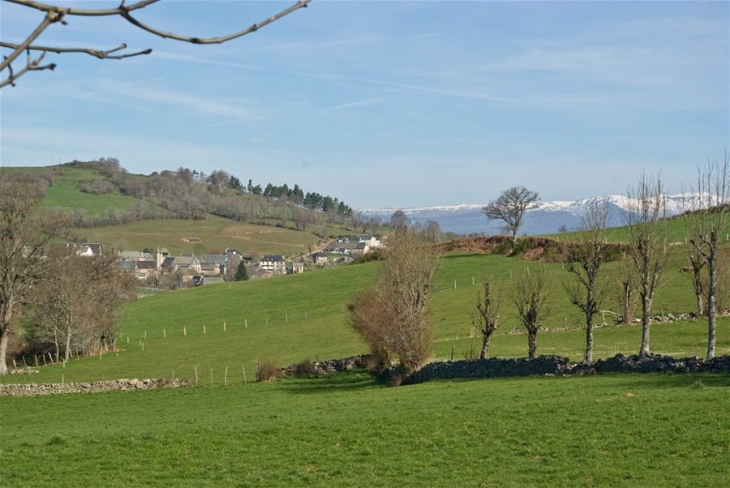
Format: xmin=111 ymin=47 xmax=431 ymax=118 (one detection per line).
xmin=591 ymin=372 xmax=730 ymax=390
xmin=279 ymin=370 xmax=381 ymax=395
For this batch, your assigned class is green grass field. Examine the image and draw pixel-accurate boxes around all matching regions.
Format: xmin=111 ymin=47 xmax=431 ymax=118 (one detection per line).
xmin=3 ymin=252 xmax=727 ymax=386
xmin=2 ymin=372 xmax=728 ymax=486
xmin=75 ymin=215 xmax=329 ymax=257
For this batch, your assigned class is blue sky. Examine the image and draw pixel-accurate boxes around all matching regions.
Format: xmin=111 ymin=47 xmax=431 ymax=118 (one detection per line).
xmin=1 ymin=1 xmax=728 ymax=208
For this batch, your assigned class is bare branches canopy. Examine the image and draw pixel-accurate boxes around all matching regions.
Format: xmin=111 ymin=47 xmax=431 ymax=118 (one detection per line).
xmin=482 ymin=186 xmax=540 ymax=245
xmin=348 ymin=229 xmax=439 ymax=375
xmin=472 ymin=278 xmax=501 ymax=359
xmin=0 ymin=175 xmax=67 ymax=374
xmin=0 ymin=0 xmax=311 ymax=88
xmin=622 ymin=173 xmax=669 ymax=356
xmin=564 ymin=198 xmax=611 ymax=363
xmin=683 ymin=151 xmax=730 ymax=359
xmin=512 ymin=266 xmax=553 ymax=359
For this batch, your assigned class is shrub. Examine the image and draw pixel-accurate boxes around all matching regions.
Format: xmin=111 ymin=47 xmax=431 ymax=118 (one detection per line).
xmin=292 ymin=358 xmax=318 ymax=377
xmin=256 ymin=360 xmax=281 ymax=382
xmin=348 ymin=229 xmax=438 ymax=376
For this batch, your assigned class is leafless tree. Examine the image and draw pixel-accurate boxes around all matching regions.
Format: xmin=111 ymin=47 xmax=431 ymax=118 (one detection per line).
xmin=623 ymin=173 xmax=669 ymax=355
xmin=512 ymin=266 xmax=553 ymax=359
xmin=348 ymin=229 xmax=439 ymax=374
xmin=564 ymin=198 xmax=611 ymax=362
xmin=683 ymin=151 xmax=730 ymax=358
xmin=368 ymin=216 xmax=382 ymax=235
xmin=482 ymin=186 xmax=540 ymax=246
xmin=28 ymin=250 xmax=135 ymax=360
xmin=0 ymin=175 xmax=67 ymax=374
xmin=472 ymin=279 xmax=501 ymax=359
xmin=422 ymin=220 xmax=442 ymax=244
xmin=1 ymin=0 xmax=311 ymax=88
xmin=390 ymin=210 xmax=410 ymax=230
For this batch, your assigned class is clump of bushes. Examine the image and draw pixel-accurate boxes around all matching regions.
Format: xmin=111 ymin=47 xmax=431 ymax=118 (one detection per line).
xmin=256 ymin=360 xmax=281 ymax=382
xmin=292 ymin=358 xmax=318 ymax=377
xmin=350 ymin=249 xmax=383 ymax=265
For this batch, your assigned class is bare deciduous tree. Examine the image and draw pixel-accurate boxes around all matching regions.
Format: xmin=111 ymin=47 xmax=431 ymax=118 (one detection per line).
xmin=564 ymin=198 xmax=611 ymax=363
xmin=482 ymin=186 xmax=540 ymax=246
xmin=27 ymin=250 xmax=135 ymax=361
xmin=512 ymin=266 xmax=552 ymax=359
xmin=423 ymin=220 xmax=442 ymax=244
xmin=1 ymin=0 xmax=311 ymax=88
xmin=348 ymin=229 xmax=439 ymax=374
xmin=683 ymin=151 xmax=730 ymax=358
xmin=623 ymin=173 xmax=669 ymax=356
xmin=472 ymin=278 xmax=501 ymax=359
xmin=0 ymin=175 xmax=66 ymax=374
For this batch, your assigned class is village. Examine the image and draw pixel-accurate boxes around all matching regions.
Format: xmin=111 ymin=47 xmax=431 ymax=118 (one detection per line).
xmin=69 ymin=234 xmax=383 ymax=288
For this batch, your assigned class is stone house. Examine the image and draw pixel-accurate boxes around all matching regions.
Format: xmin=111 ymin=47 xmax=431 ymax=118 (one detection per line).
xmin=259 ymin=254 xmax=287 ymax=276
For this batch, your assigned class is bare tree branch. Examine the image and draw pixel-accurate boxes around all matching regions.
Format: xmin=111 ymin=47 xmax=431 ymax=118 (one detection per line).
xmin=6 ymin=0 xmax=159 ymax=17
xmin=0 ymin=41 xmax=152 ymax=60
xmin=1 ymin=0 xmax=311 ymax=88
xmin=0 ymin=10 xmax=58 ymax=71
xmin=119 ymin=0 xmax=312 ymax=45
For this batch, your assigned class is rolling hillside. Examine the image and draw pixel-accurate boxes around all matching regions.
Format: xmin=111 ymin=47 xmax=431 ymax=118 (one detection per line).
xmin=4 ymin=251 xmax=727 ymax=385
xmin=1 ymin=164 xmax=358 ymax=256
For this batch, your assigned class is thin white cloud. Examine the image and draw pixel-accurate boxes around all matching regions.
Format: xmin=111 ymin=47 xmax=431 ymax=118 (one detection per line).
xmin=328 ymin=98 xmax=385 ymax=112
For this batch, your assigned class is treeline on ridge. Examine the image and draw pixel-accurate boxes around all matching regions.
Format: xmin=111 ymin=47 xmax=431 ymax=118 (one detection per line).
xmin=46 ymin=158 xmax=364 ymax=233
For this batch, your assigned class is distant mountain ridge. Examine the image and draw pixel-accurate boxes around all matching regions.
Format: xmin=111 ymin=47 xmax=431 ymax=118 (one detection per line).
xmin=359 ymin=194 xmax=695 ymax=235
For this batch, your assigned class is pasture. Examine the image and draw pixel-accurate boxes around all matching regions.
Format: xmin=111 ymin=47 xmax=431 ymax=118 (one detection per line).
xmin=1 ymin=239 xmax=729 ymax=486
xmin=3 ymin=252 xmax=728 ymax=385
xmin=1 ymin=372 xmax=728 ymax=486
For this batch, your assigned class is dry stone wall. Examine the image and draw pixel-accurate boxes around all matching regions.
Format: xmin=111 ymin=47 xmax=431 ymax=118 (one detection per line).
xmin=402 ymin=353 xmax=730 ymax=385
xmin=0 ymin=378 xmax=189 ymax=397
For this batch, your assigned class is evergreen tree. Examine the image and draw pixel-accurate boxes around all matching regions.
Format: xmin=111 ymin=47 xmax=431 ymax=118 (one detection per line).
xmin=235 ymin=261 xmax=249 ymax=281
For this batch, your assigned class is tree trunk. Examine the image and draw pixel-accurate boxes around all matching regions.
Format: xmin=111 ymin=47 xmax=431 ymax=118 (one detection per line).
xmin=528 ymin=331 xmax=537 ymax=359
xmin=0 ymin=329 xmax=8 ymax=375
xmin=621 ymin=282 xmax=632 ymax=324
xmin=695 ymin=291 xmax=704 ymax=318
xmin=707 ymin=241 xmax=717 ymax=359
xmin=65 ymin=331 xmax=72 ymax=362
xmin=480 ymin=334 xmax=491 ymax=359
xmin=0 ymin=301 xmax=12 ymax=375
xmin=585 ymin=314 xmax=594 ymax=363
xmin=639 ymin=294 xmax=651 ymax=356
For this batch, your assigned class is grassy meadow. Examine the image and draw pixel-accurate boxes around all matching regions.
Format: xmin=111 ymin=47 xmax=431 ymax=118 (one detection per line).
xmin=74 ymin=216 xmax=328 ymax=257
xmin=2 ymin=371 xmax=728 ymax=486
xmin=3 ymin=252 xmax=728 ymax=386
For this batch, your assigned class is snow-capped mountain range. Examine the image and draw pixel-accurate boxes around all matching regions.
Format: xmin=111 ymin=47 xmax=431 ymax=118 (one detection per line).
xmin=359 ymin=194 xmax=699 ymax=235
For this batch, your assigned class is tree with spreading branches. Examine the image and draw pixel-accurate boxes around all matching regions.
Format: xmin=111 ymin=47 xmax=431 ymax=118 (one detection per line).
xmin=512 ymin=265 xmax=552 ymax=359
xmin=564 ymin=198 xmax=611 ymax=363
xmin=0 ymin=0 xmax=311 ymax=88
xmin=0 ymin=175 xmax=67 ymax=374
xmin=482 ymin=186 xmax=540 ymax=246
xmin=472 ymin=278 xmax=501 ymax=359
xmin=683 ymin=151 xmax=730 ymax=359
xmin=622 ymin=173 xmax=669 ymax=356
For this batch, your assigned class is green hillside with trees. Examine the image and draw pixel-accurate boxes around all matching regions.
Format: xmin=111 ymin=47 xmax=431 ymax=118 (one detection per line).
xmin=2 ymin=160 xmax=375 ymax=256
